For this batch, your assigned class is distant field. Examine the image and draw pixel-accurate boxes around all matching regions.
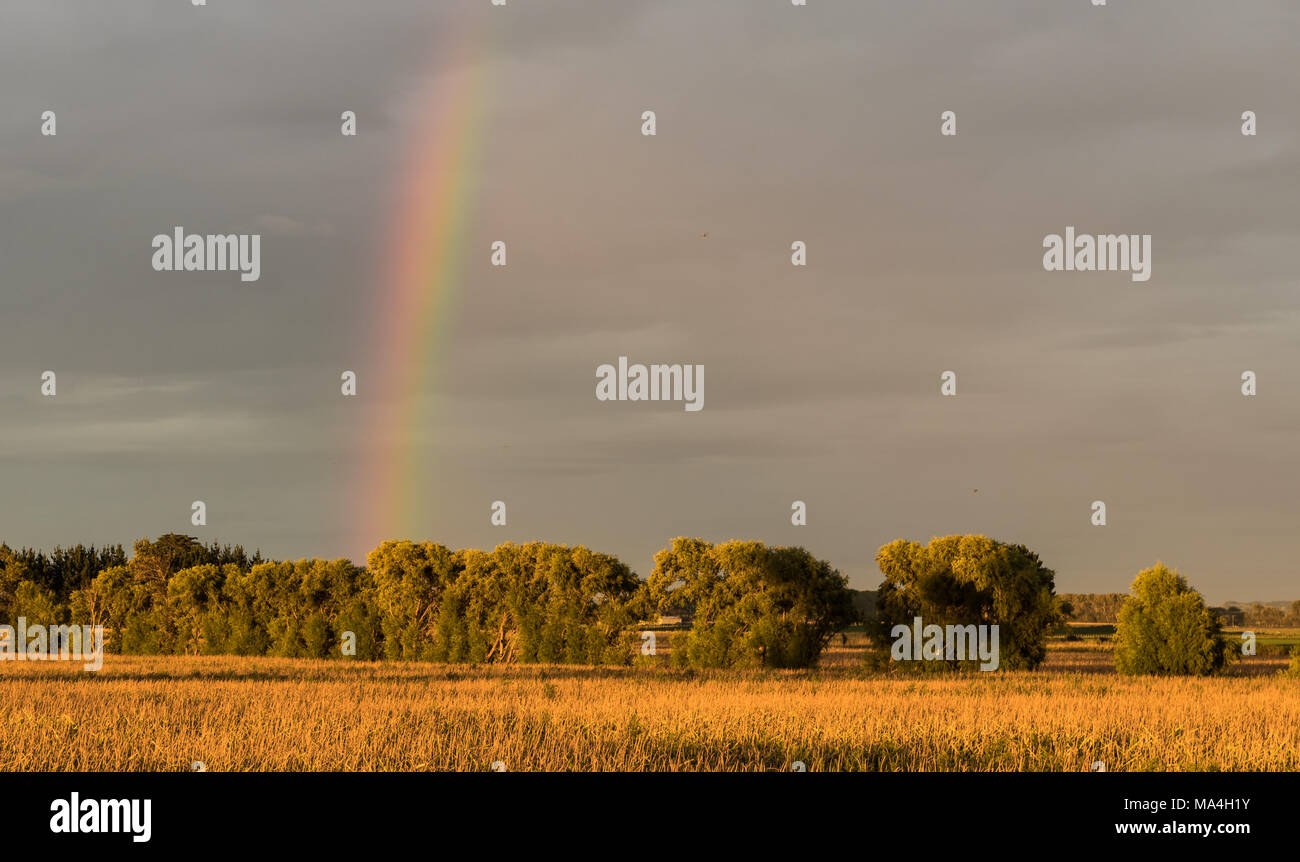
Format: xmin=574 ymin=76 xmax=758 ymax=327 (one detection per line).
xmin=1 ymin=639 xmax=1295 ymax=771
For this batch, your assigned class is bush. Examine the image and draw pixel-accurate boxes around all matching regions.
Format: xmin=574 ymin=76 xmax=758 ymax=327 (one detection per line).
xmin=1284 ymin=647 xmax=1300 ymax=679
xmin=1113 ymin=563 xmax=1235 ymax=676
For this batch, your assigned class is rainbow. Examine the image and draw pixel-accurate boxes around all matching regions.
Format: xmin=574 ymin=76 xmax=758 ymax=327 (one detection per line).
xmin=353 ymin=15 xmax=492 ymax=560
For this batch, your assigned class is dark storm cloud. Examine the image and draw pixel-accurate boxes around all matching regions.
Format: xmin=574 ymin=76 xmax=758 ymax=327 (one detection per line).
xmin=2 ymin=1 xmax=1298 ymax=600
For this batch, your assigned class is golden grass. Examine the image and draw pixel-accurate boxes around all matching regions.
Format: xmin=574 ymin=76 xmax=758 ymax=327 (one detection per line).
xmin=1 ymin=645 xmax=1295 ymax=772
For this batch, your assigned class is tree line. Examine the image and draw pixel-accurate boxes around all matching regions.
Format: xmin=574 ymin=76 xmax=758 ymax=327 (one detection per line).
xmin=1 ymin=533 xmax=1063 ymax=670
xmin=1 ymin=535 xmax=641 ymax=662
xmin=1057 ymin=592 xmax=1129 ymax=623
xmin=1059 ymin=592 xmax=1300 ymax=627
xmin=1220 ymin=601 xmax=1300 ymax=627
xmin=0 ymin=534 xmax=854 ymax=667
xmin=2 ymin=532 xmax=1286 ymax=676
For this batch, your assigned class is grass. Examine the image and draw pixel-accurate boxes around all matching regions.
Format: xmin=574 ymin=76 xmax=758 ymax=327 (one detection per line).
xmin=1 ymin=640 xmax=1295 ymax=772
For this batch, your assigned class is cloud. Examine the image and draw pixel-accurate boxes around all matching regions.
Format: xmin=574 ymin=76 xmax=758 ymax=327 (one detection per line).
xmin=1 ymin=0 xmax=1298 ymax=599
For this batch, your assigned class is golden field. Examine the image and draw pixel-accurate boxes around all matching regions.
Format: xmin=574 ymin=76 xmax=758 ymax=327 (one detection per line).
xmin=0 ymin=640 xmax=1295 ymax=772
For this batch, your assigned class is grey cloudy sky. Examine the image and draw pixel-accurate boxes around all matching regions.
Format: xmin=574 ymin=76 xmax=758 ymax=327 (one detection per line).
xmin=2 ymin=1 xmax=1298 ymax=601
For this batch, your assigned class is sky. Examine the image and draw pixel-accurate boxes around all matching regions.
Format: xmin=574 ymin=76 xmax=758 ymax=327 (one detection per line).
xmin=2 ymin=1 xmax=1298 ymax=602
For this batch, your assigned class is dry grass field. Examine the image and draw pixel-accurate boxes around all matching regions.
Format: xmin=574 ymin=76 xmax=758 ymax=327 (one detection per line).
xmin=1 ymin=637 xmax=1296 ymax=772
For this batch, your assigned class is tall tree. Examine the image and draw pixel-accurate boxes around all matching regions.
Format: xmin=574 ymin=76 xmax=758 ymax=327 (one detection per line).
xmin=871 ymin=535 xmax=1065 ymax=671
xmin=647 ymin=538 xmax=853 ymax=669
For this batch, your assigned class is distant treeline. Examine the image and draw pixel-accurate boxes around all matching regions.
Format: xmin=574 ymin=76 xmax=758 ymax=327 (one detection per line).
xmin=1220 ymin=601 xmax=1300 ymax=627
xmin=1061 ymin=592 xmax=1300 ymax=626
xmin=1058 ymin=593 xmax=1129 ymax=623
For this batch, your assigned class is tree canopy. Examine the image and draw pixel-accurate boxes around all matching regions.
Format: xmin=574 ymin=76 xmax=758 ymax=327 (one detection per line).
xmin=369 ymin=540 xmax=645 ymax=664
xmin=871 ymin=535 xmax=1065 ymax=670
xmin=646 ymin=537 xmax=854 ymax=668
xmin=4 ymin=536 xmax=645 ymax=664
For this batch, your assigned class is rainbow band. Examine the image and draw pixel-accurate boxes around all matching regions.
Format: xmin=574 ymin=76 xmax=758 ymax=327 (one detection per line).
xmin=355 ymin=15 xmax=492 ymax=556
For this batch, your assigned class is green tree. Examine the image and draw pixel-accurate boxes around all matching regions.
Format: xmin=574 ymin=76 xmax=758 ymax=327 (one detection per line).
xmin=1113 ymin=563 xmax=1235 ymax=676
xmin=647 ymin=538 xmax=853 ymax=669
xmin=367 ymin=541 xmax=460 ymax=661
xmin=11 ymin=581 xmax=62 ymax=627
xmin=427 ymin=542 xmax=644 ymax=666
xmin=870 ymin=535 xmax=1065 ymax=671
xmin=167 ymin=564 xmax=238 ymax=655
xmin=321 ymin=560 xmax=382 ymax=660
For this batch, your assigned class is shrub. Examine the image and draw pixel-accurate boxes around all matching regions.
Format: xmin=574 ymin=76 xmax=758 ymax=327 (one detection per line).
xmin=1113 ymin=563 xmax=1235 ymax=676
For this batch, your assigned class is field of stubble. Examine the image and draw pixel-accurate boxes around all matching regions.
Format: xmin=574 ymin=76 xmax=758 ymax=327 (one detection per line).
xmin=1 ymin=640 xmax=1295 ymax=772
